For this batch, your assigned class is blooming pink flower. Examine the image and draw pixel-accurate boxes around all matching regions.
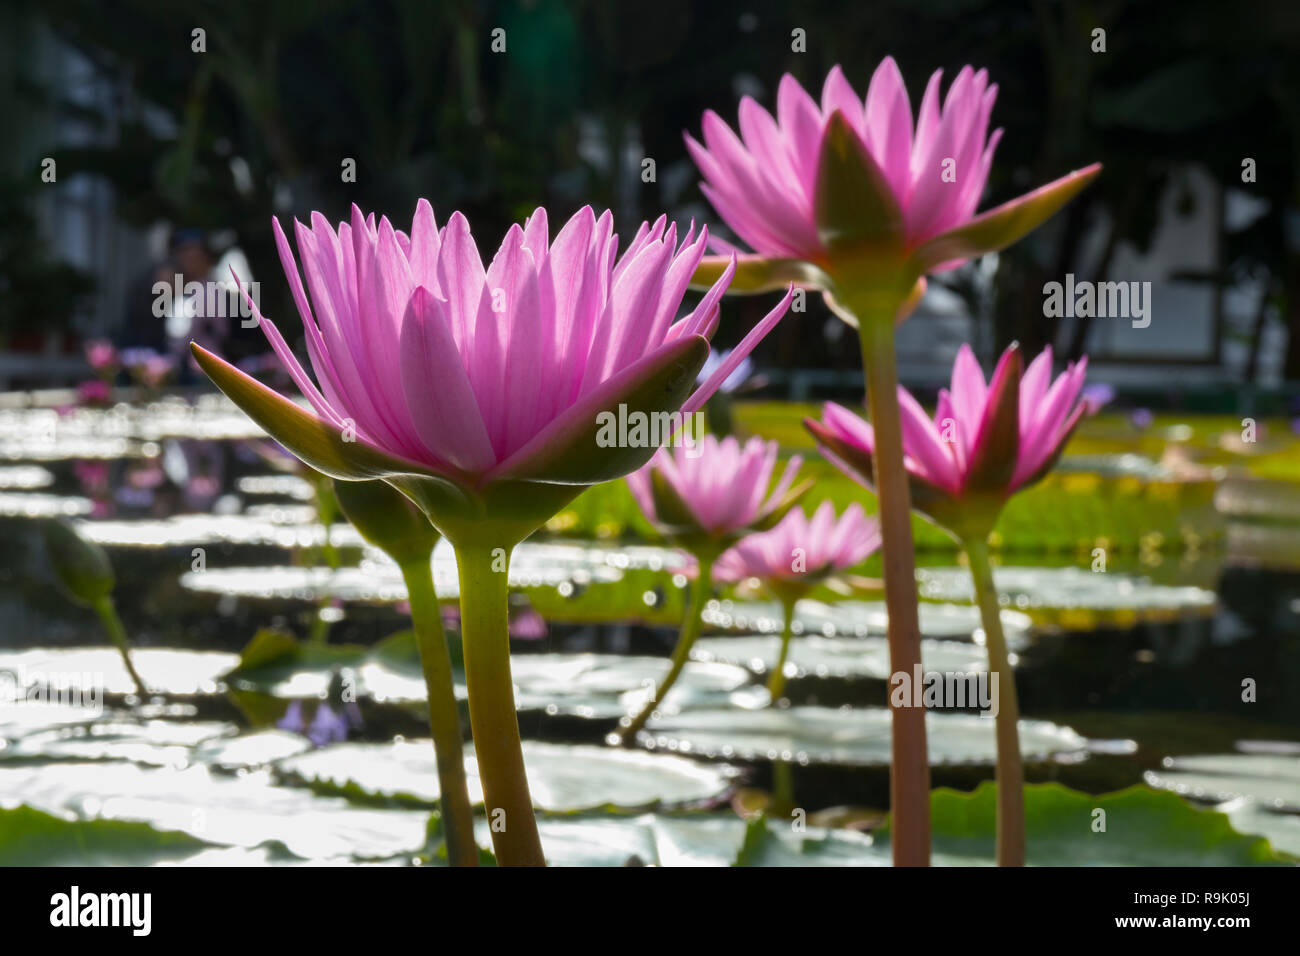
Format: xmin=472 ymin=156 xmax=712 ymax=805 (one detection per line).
xmin=626 ymin=434 xmax=806 ymax=542
xmin=807 ymin=344 xmax=1091 ymax=537
xmin=714 ymin=500 xmax=880 ymax=585
xmin=686 ymin=59 xmax=1100 ymax=289
xmin=193 ymin=202 xmax=791 ymax=512
xmin=85 ymin=340 xmax=119 ymax=374
xmin=139 ymin=355 xmax=176 ymax=387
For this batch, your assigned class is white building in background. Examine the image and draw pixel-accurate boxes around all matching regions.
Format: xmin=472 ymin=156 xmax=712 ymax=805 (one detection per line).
xmin=896 ymin=164 xmax=1285 ymax=389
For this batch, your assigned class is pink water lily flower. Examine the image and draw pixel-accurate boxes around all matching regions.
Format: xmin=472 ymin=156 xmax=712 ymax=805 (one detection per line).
xmin=626 ymin=434 xmax=809 ymax=547
xmin=686 ymin=59 xmax=1100 ymax=294
xmin=714 ymin=500 xmax=881 ymax=586
xmin=807 ymin=344 xmax=1090 ymax=538
xmin=192 ymin=201 xmax=792 ymax=540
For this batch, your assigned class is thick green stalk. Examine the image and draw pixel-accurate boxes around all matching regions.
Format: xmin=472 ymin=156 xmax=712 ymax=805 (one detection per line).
xmin=962 ymin=536 xmax=1025 ymax=866
xmin=855 ymin=305 xmax=931 ymax=867
xmin=454 ymin=543 xmax=544 ymax=866
xmin=399 ymin=559 xmax=478 ymax=867
xmin=617 ymin=555 xmax=714 ymax=744
xmin=766 ymin=597 xmax=798 ymax=700
xmin=90 ymin=595 xmax=146 ymax=697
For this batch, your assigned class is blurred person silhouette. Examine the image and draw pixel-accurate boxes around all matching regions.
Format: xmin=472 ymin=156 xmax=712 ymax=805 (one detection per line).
xmin=118 ymin=228 xmax=255 ymax=384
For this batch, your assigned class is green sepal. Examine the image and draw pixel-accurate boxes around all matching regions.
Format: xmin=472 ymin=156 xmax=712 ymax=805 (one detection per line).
xmin=333 ymin=478 xmax=439 ymax=568
xmin=813 ymin=112 xmax=905 ymax=258
xmin=44 ymin=518 xmax=114 ymax=606
xmin=486 ymin=335 xmax=709 ymax=486
xmin=909 ymin=163 xmax=1102 ymax=274
xmin=688 ymin=255 xmax=830 ymax=294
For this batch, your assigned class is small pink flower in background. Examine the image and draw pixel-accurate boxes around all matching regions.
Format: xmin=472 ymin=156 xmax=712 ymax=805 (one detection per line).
xmin=807 ymin=344 xmax=1092 ymax=537
xmin=440 ymin=601 xmax=547 ymax=640
xmin=626 ymin=434 xmax=806 ymax=541
xmin=714 ymin=500 xmax=880 ymax=585
xmin=76 ymin=379 xmax=112 ymax=406
xmin=85 ymin=340 xmax=119 ymax=375
xmin=140 ymin=355 xmax=177 ymax=388
xmin=74 ymin=459 xmax=111 ymax=496
xmin=685 ymin=59 xmax=1100 ymax=293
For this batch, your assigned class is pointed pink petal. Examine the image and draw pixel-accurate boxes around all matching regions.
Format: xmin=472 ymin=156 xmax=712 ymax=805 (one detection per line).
xmin=399 ymin=286 xmax=497 ymax=473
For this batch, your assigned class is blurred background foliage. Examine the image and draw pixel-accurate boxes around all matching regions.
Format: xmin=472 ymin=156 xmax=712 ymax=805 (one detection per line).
xmin=5 ymin=0 xmax=1300 ymax=372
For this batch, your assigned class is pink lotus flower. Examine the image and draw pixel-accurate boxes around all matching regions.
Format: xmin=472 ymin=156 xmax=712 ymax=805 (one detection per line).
xmin=714 ymin=500 xmax=880 ymax=587
xmin=686 ymin=59 xmax=1100 ymax=294
xmin=626 ymin=434 xmax=808 ymax=546
xmin=192 ymin=201 xmax=792 ymax=539
xmin=85 ymin=340 xmax=119 ymax=374
xmin=807 ymin=344 xmax=1091 ymax=538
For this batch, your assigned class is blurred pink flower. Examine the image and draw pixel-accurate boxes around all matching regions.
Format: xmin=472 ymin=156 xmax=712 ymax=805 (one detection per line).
xmin=626 ymin=433 xmax=806 ymax=542
xmin=76 ymin=379 xmax=112 ymax=406
xmin=714 ymin=500 xmax=880 ymax=585
xmin=85 ymin=340 xmax=119 ymax=374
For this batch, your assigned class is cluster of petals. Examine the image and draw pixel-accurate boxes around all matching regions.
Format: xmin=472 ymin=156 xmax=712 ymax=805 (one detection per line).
xmin=686 ymin=58 xmax=1001 ymax=261
xmin=627 ymin=434 xmax=802 ymax=536
xmin=714 ymin=500 xmax=880 ymax=583
xmin=236 ymin=200 xmax=790 ymax=482
xmin=815 ymin=344 xmax=1089 ymax=498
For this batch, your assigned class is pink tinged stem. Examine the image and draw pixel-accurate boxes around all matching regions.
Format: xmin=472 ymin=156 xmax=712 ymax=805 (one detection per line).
xmin=856 ymin=299 xmax=931 ymax=867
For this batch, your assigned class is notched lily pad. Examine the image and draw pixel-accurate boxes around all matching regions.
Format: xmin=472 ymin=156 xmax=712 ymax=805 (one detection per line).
xmin=639 ymin=707 xmax=1087 ymax=766
xmin=1145 ymin=752 xmax=1300 ymax=811
xmin=875 ymin=782 xmax=1291 ymax=866
xmin=278 ymin=738 xmax=738 ymax=811
xmin=915 ymin=565 xmax=1217 ymax=628
xmin=692 ymin=634 xmax=993 ymax=681
xmin=703 ymin=598 xmax=1033 ymax=641
xmin=0 ymin=761 xmax=430 ymax=861
xmin=277 ymin=739 xmax=739 ymax=813
xmin=0 ymin=646 xmax=239 ymax=699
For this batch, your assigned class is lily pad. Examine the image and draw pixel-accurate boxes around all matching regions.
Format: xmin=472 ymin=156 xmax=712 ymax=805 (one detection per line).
xmin=0 ymin=492 xmax=93 ymax=517
xmin=1228 ymin=803 xmax=1300 ymax=857
xmin=223 ymin=628 xmax=420 ymax=701
xmin=1 ymin=719 xmax=233 ymax=766
xmin=692 ymin=634 xmax=994 ymax=681
xmin=915 ymin=566 xmax=1217 ymax=628
xmin=874 ymin=783 xmax=1290 ymax=865
xmin=703 ymin=598 xmax=1033 ymax=641
xmin=192 ymin=729 xmax=315 ymax=770
xmin=468 ymin=812 xmax=888 ymax=867
xmin=0 ymin=700 xmax=105 ymax=736
xmin=510 ymin=653 xmax=753 ymax=719
xmin=0 ymin=465 xmax=54 ymax=489
xmin=277 ymin=739 xmax=738 ymax=813
xmin=0 ymin=761 xmax=430 ymax=861
xmin=78 ymin=515 xmax=360 ymax=550
xmin=0 ymin=647 xmax=239 ymax=698
xmin=180 ymin=539 xmax=649 ymax=602
xmin=639 ymin=707 xmax=1088 ymax=766
xmin=0 ymin=804 xmax=212 ymax=866
xmin=1145 ymin=753 xmax=1300 ymax=810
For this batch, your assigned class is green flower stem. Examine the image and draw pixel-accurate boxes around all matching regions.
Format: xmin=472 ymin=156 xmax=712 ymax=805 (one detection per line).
xmin=766 ymin=597 xmax=798 ymax=700
xmin=772 ymin=758 xmax=795 ymax=812
xmin=962 ymin=536 xmax=1025 ymax=867
xmin=90 ymin=595 xmax=145 ymax=697
xmin=399 ymin=558 xmax=478 ymax=868
xmin=454 ymin=543 xmax=545 ymax=867
xmin=855 ymin=302 xmax=931 ymax=867
xmin=617 ymin=555 xmax=715 ymax=745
